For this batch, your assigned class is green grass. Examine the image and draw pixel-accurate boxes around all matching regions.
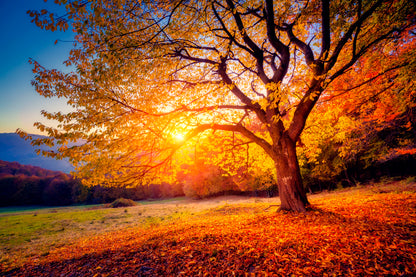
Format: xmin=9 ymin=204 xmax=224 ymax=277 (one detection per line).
xmin=137 ymin=196 xmax=187 ymax=205
xmin=0 ymin=208 xmax=112 ymax=246
xmin=0 ymin=199 xmax=201 ymax=270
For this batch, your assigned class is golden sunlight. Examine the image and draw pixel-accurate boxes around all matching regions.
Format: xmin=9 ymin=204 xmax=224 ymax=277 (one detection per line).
xmin=173 ymin=132 xmax=185 ymax=142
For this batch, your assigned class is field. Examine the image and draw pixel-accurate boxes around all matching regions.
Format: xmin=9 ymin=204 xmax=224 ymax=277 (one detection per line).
xmin=1 ymin=179 xmax=416 ymax=276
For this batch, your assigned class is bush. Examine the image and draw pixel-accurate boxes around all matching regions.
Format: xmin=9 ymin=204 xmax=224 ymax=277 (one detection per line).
xmin=106 ymin=198 xmax=137 ymax=208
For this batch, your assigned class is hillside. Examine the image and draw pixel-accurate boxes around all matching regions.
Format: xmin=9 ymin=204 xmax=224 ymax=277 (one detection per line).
xmin=0 ymin=133 xmax=73 ymax=173
xmin=0 ymin=160 xmax=80 ymax=207
xmin=0 ymin=160 xmax=63 ymax=177
xmin=0 ymin=160 xmax=174 ymax=206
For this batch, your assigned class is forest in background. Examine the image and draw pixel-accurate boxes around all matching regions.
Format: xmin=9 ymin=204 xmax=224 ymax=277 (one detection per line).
xmin=0 ymin=160 xmax=181 ymax=206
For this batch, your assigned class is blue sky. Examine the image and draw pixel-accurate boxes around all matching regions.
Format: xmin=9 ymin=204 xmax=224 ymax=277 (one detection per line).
xmin=0 ymin=0 xmax=74 ymax=134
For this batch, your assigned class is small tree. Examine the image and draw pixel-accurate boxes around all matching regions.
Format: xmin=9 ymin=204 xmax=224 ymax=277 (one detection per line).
xmin=23 ymin=0 xmax=415 ymax=211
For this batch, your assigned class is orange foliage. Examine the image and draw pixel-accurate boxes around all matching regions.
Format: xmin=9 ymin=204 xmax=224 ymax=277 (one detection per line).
xmin=5 ymin=189 xmax=416 ymax=276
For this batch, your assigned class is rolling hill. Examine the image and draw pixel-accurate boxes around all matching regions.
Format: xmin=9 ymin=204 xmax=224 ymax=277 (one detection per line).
xmin=0 ymin=133 xmax=73 ymax=173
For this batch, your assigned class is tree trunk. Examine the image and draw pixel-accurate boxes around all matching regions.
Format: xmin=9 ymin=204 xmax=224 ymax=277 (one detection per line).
xmin=274 ymin=134 xmax=309 ymax=212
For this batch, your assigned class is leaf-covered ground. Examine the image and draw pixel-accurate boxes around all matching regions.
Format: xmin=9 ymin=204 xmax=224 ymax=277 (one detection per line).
xmin=2 ymin=182 xmax=416 ymax=276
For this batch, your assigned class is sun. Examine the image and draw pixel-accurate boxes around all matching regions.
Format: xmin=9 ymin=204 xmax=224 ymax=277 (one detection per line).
xmin=173 ymin=132 xmax=185 ymax=142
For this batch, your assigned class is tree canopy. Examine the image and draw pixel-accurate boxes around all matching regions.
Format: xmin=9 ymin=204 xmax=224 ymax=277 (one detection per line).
xmin=21 ymin=0 xmax=416 ymax=211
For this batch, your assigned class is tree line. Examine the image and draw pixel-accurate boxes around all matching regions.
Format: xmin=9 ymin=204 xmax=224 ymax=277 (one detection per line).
xmin=0 ymin=161 xmax=183 ymax=206
xmin=0 ymin=159 xmax=274 ymax=206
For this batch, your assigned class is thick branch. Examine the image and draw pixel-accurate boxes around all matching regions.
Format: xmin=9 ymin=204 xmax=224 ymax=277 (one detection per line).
xmin=285 ymin=24 xmax=315 ymax=68
xmin=186 ymin=123 xmax=274 ymax=158
xmin=287 ymin=78 xmax=323 ymax=141
xmin=320 ymin=0 xmax=331 ymax=60
xmin=264 ymin=0 xmax=290 ymax=82
xmin=225 ymin=0 xmax=262 ymax=55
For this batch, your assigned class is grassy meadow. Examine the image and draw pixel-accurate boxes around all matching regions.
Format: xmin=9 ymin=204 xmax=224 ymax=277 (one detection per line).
xmin=1 ymin=178 xmax=416 ymax=276
xmin=0 ymin=195 xmax=274 ymax=271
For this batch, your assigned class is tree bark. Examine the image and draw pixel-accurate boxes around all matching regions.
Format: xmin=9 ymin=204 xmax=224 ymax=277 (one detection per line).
xmin=274 ymin=134 xmax=309 ymax=212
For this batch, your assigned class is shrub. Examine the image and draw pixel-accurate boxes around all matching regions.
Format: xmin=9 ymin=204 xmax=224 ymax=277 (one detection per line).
xmin=106 ymin=198 xmax=137 ymax=208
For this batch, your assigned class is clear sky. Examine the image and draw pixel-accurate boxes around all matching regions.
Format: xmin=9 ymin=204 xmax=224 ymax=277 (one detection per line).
xmin=0 ymin=0 xmax=74 ymax=134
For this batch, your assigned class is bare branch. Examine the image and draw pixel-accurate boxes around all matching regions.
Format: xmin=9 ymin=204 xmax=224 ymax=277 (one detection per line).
xmin=183 ymin=104 xmax=250 ymax=112
xmin=225 ymin=0 xmax=262 ymax=55
xmin=217 ymin=58 xmax=268 ymax=123
xmin=172 ymin=48 xmax=218 ymax=65
xmin=167 ymin=79 xmax=222 ymax=88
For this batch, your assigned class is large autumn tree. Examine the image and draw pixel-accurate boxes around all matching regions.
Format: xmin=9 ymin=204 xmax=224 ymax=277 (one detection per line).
xmin=21 ymin=0 xmax=415 ymax=211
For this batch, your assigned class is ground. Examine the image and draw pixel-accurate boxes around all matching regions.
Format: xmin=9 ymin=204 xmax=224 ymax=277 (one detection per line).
xmin=1 ymin=179 xmax=416 ymax=276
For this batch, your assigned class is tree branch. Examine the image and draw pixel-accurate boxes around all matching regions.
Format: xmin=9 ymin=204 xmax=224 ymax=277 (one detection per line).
xmin=183 ymin=104 xmax=250 ymax=112
xmin=184 ymin=123 xmax=274 ymax=159
xmin=173 ymin=48 xmax=218 ymax=65
xmin=167 ymin=79 xmax=222 ymax=88
xmin=284 ymin=24 xmax=315 ymax=68
xmin=352 ymin=0 xmax=362 ymax=57
xmin=264 ymin=0 xmax=290 ymax=83
xmin=287 ymin=78 xmax=323 ymax=141
xmin=217 ymin=58 xmax=267 ymax=123
xmin=211 ymin=2 xmax=253 ymax=56
xmin=322 ymin=62 xmax=408 ymax=102
xmin=329 ymin=27 xmax=403 ymax=82
xmin=327 ymin=0 xmax=384 ymax=71
xmin=319 ymin=0 xmax=331 ymax=60
xmin=225 ymin=0 xmax=269 ymax=84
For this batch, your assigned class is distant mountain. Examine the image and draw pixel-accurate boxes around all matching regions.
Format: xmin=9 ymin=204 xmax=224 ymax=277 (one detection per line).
xmin=0 ymin=133 xmax=74 ymax=173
